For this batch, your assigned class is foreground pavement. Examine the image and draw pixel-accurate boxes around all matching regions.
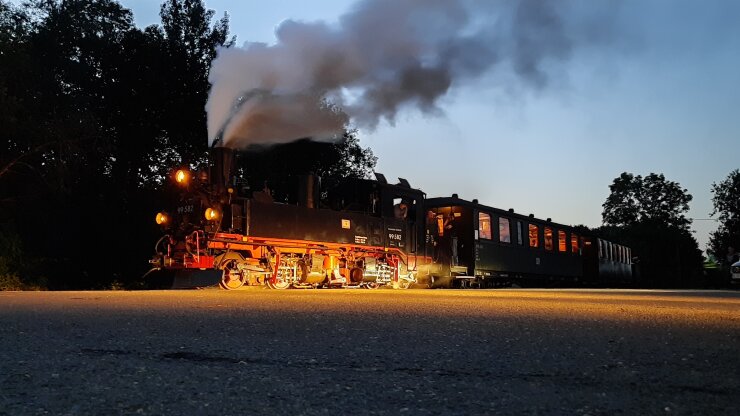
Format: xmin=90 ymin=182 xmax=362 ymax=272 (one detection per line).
xmin=0 ymin=289 xmax=738 ymax=415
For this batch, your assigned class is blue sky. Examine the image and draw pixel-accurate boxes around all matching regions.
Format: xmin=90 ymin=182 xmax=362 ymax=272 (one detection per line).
xmin=124 ymin=0 xmax=739 ymax=253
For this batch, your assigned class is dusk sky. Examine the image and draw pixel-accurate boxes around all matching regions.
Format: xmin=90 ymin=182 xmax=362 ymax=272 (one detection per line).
xmin=123 ymin=0 xmax=739 ymax=253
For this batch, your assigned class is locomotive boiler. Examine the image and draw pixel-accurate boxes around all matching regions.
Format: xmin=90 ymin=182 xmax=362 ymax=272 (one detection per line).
xmin=147 ymin=147 xmax=635 ymax=289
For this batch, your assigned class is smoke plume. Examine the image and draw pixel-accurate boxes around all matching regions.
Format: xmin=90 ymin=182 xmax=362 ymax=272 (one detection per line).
xmin=207 ymin=0 xmax=608 ymax=148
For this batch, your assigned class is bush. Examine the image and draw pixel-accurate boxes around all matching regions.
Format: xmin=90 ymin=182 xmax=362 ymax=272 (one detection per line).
xmin=0 ymin=228 xmax=48 ymax=290
xmin=0 ymin=272 xmax=24 ymax=291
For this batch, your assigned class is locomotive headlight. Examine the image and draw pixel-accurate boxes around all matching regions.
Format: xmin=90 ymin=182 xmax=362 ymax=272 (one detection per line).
xmin=205 ymin=207 xmax=221 ymax=221
xmin=155 ymin=212 xmax=169 ymax=225
xmin=175 ymin=169 xmax=190 ymax=185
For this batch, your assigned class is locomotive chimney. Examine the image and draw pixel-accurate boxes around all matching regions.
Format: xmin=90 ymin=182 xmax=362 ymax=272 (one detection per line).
xmin=211 ymin=146 xmax=235 ymax=193
xmin=298 ymin=174 xmax=320 ymax=209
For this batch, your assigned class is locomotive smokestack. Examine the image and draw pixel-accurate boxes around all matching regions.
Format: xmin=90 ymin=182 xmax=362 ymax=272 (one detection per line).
xmin=211 ymin=146 xmax=235 ymax=193
xmin=298 ymin=174 xmax=320 ymax=209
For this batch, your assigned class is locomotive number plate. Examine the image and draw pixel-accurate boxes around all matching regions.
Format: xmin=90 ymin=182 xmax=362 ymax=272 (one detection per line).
xmin=177 ymin=204 xmax=194 ymax=214
xmin=387 ymin=226 xmax=404 ymax=247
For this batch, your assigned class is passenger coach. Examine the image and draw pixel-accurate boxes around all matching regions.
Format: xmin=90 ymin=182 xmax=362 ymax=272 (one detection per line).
xmin=421 ymin=196 xmax=633 ymax=288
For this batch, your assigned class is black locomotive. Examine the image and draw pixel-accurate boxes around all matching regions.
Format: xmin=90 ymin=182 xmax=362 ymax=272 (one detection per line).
xmin=148 ymin=147 xmax=634 ymax=289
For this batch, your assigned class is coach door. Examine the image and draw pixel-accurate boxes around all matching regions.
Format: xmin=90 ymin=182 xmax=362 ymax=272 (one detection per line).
xmin=431 ymin=206 xmax=469 ymax=272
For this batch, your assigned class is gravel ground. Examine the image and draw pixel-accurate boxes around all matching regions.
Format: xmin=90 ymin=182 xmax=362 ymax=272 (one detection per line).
xmin=0 ymin=289 xmax=738 ymax=415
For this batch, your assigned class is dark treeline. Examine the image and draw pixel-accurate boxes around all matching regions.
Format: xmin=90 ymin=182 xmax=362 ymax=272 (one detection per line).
xmin=595 ymin=171 xmax=739 ymax=288
xmin=0 ymin=0 xmax=375 ymax=289
xmin=0 ymin=0 xmax=232 ymax=289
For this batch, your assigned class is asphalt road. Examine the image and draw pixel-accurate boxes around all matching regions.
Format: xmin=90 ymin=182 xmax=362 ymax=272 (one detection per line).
xmin=1 ymin=289 xmax=738 ymax=415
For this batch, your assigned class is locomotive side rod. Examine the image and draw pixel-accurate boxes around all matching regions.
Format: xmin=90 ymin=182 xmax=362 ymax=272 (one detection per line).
xmin=206 ymin=237 xmax=409 ymax=264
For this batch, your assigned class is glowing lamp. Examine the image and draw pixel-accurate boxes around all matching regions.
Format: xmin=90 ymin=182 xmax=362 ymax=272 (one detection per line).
xmin=205 ymin=207 xmax=221 ymax=221
xmin=155 ymin=212 xmax=169 ymax=225
xmin=175 ymin=169 xmax=190 ymax=185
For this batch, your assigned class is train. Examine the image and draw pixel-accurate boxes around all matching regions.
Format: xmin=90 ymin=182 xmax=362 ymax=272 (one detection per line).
xmin=147 ymin=147 xmax=635 ymax=289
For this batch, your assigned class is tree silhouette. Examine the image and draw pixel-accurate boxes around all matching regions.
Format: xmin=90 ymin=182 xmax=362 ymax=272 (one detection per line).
xmin=602 ymin=172 xmax=692 ymax=231
xmin=708 ymin=169 xmax=740 ymax=265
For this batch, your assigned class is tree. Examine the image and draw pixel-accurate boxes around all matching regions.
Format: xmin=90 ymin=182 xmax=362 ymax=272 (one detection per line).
xmin=0 ymin=0 xmax=234 ymax=289
xmin=601 ymin=172 xmax=701 ymax=287
xmin=156 ymin=0 xmax=233 ymax=164
xmin=708 ymin=169 xmax=740 ymax=263
xmin=602 ymin=172 xmax=692 ymax=230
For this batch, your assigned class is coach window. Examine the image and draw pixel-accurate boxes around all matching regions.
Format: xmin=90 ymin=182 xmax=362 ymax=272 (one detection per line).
xmin=613 ymin=243 xmax=618 ymax=262
xmin=528 ymin=224 xmax=539 ymax=248
xmin=478 ymin=212 xmax=492 ymax=240
xmin=544 ymin=227 xmax=553 ymax=251
xmin=571 ymin=234 xmax=579 ymax=254
xmin=499 ymin=217 xmax=511 ymax=243
xmin=558 ymin=230 xmax=567 ymax=252
xmin=517 ymin=221 xmax=523 ymax=245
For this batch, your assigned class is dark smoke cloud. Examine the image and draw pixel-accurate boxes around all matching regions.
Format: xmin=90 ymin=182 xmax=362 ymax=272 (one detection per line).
xmin=207 ymin=0 xmax=614 ymax=148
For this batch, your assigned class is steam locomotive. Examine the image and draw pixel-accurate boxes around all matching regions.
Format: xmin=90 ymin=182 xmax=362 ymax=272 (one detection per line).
xmin=148 ymin=147 xmax=634 ymax=289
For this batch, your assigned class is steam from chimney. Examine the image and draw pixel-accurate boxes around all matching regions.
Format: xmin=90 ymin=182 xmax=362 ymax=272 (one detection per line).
xmin=207 ymin=0 xmax=611 ymax=148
